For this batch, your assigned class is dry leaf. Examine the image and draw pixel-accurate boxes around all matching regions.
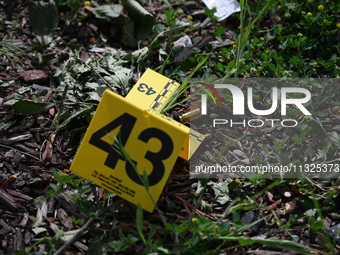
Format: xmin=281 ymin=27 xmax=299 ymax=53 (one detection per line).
xmin=41 ymin=134 xmax=55 ymax=162
xmin=49 ymin=107 xmax=56 ymax=116
xmin=267 ymin=198 xmax=281 ymax=210
xmin=290 ymin=185 xmax=301 ymax=195
xmin=265 ymin=191 xmax=274 ymax=202
xmin=283 ymin=198 xmax=297 ymax=215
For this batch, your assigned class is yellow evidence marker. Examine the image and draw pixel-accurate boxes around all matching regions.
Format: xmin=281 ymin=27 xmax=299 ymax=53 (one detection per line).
xmin=70 ymin=69 xmax=205 ymax=212
xmin=125 ymin=69 xmax=205 ymax=159
xmin=70 ymin=90 xmax=188 ymax=212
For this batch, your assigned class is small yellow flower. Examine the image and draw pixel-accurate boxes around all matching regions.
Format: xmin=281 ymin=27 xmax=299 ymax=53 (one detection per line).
xmin=235 ymin=178 xmax=240 ymax=183
xmin=313 ymin=62 xmax=317 ymax=66
xmin=303 ymin=115 xmax=310 ymax=120
xmin=238 ymin=59 xmax=243 ymax=62
xmin=307 ymin=12 xmax=312 ymax=16
xmin=232 ymin=44 xmax=237 ymax=48
xmin=214 ymin=225 xmax=219 ymax=229
xmin=84 ymin=1 xmax=91 ymax=6
xmin=260 ymin=37 xmax=265 ymax=41
xmin=297 ymin=32 xmax=303 ymax=37
xmin=187 ymin=15 xmax=193 ymax=20
xmin=318 ymin=5 xmax=324 ymax=11
xmin=283 ymin=70 xmax=289 ymax=75
xmin=337 ymin=23 xmax=340 ymax=29
xmin=59 ymin=172 xmax=68 ymax=178
xmin=231 ymin=41 xmax=236 ymax=45
xmin=191 ymin=217 xmax=198 ymax=223
xmin=212 ymin=6 xmax=217 ymax=11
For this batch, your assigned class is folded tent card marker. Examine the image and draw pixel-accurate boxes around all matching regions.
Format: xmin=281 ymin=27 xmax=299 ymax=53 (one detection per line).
xmin=125 ymin=69 xmax=205 ymax=160
xmin=70 ymin=69 xmax=204 ymax=212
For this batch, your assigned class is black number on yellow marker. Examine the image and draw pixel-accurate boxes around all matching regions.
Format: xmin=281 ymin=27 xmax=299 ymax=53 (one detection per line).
xmin=89 ymin=113 xmax=173 ymax=186
xmin=137 ymin=83 xmax=156 ymax=95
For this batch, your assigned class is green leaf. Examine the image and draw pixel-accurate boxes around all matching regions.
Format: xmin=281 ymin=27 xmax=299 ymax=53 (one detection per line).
xmin=148 ymin=224 xmax=157 ymax=239
xmin=277 ymin=153 xmax=290 ymax=165
xmin=121 ymin=0 xmax=155 ymax=41
xmin=200 ymin=87 xmax=217 ymax=105
xmin=0 ymin=120 xmax=16 ymax=131
xmin=64 ymin=1 xmax=82 ymax=25
xmin=68 ymin=127 xmax=87 ymax=148
xmin=157 ymin=247 xmax=171 ymax=254
xmin=304 ymin=208 xmax=317 ymax=217
xmin=318 ymin=138 xmax=332 ymax=158
xmin=253 ymin=238 xmax=321 ymax=255
xmin=92 ymin=4 xmax=123 ymax=20
xmin=268 ymin=63 xmax=276 ymax=74
xmin=103 ymin=66 xmax=132 ymax=93
xmin=121 ymin=21 xmax=137 ymax=48
xmin=194 ymin=180 xmax=206 ymax=197
xmin=174 ymin=225 xmax=187 ymax=234
xmin=136 ymin=204 xmax=146 ymax=244
xmin=28 ymin=0 xmax=59 ymax=44
xmin=306 ymin=117 xmax=329 ymax=140
xmin=208 ymin=180 xmax=230 ymax=205
xmin=165 ymin=223 xmax=175 ymax=232
xmin=290 ymin=57 xmax=299 ymax=67
xmin=130 ymin=46 xmax=149 ymax=64
xmin=48 ymin=183 xmax=61 ymax=193
xmin=330 ymin=131 xmax=340 ymax=148
xmin=12 ymin=100 xmax=54 ymax=114
xmin=85 ymin=82 xmax=100 ymax=89
xmin=58 ymin=105 xmax=95 ymax=129
xmin=219 ymin=236 xmax=322 ymax=255
xmin=238 ymin=238 xmax=255 ymax=245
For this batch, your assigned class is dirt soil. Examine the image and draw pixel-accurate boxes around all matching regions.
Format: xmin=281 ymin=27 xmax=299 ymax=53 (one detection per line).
xmin=1 ymin=0 xmax=340 ymax=254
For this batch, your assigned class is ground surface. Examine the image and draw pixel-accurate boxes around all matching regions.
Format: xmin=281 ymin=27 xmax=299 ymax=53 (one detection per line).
xmin=1 ymin=0 xmax=340 ymax=254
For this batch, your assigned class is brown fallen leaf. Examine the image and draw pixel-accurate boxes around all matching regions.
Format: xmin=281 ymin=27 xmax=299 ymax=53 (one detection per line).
xmin=41 ymin=134 xmax=55 ymax=162
xmin=290 ymin=185 xmax=301 ymax=195
xmin=18 ymin=70 xmax=49 ymax=84
xmin=267 ymin=198 xmax=282 ymax=210
xmin=1 ymin=177 xmax=13 ymax=190
xmin=283 ymin=197 xmax=297 ymax=215
xmin=49 ymin=107 xmax=56 ymax=117
xmin=265 ymin=190 xmax=274 ymax=202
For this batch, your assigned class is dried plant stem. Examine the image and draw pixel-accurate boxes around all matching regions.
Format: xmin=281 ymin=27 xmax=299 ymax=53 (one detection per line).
xmin=53 ymin=199 xmax=124 ymax=255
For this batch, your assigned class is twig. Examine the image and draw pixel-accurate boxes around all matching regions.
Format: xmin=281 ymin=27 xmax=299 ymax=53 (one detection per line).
xmin=53 ymin=199 xmax=123 ymax=255
xmin=171 ymin=194 xmax=216 ymax=221
xmin=0 ymin=143 xmax=41 ymax=162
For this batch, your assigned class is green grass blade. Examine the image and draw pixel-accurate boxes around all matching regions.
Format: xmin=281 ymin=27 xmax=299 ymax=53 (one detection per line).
xmin=136 ymin=204 xmax=146 ymax=244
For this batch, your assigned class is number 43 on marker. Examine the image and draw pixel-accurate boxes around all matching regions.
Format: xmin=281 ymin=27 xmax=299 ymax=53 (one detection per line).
xmin=89 ymin=112 xmax=173 ymax=186
xmin=137 ymin=83 xmax=156 ymax=95
xmin=70 ymin=89 xmax=188 ymax=212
